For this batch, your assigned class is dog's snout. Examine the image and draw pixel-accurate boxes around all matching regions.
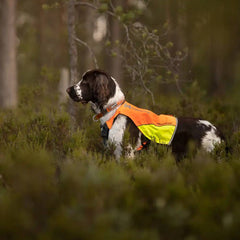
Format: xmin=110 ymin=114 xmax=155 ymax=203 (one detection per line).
xmin=66 ymin=87 xmax=72 ymax=94
xmin=66 ymin=86 xmax=81 ymax=102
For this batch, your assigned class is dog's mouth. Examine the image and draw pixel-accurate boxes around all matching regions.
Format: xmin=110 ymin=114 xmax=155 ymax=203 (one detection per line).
xmin=71 ymin=96 xmax=81 ymax=102
xmin=72 ymin=98 xmax=88 ymax=104
xmin=70 ymin=95 xmax=88 ymax=104
xmin=80 ymin=100 xmax=88 ymax=105
xmin=66 ymin=87 xmax=89 ymax=105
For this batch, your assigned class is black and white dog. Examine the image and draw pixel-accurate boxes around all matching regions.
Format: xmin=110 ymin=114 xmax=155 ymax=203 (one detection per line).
xmin=67 ymin=69 xmax=224 ymax=161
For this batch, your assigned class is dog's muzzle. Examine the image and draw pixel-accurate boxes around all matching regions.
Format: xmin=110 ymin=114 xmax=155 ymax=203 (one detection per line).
xmin=66 ymin=86 xmax=81 ymax=102
xmin=66 ymin=86 xmax=88 ymax=104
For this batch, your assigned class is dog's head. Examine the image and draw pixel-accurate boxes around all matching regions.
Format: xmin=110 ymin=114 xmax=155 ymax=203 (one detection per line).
xmin=66 ymin=69 xmax=116 ymax=107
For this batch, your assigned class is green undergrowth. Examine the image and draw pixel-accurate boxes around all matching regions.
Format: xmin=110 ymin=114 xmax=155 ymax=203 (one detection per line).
xmin=0 ymin=88 xmax=240 ymax=239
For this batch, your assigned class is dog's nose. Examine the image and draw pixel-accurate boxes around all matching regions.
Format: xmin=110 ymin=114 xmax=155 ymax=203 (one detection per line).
xmin=66 ymin=87 xmax=71 ymax=94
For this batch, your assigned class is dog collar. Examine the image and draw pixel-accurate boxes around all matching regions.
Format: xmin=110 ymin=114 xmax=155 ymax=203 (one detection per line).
xmin=93 ymin=99 xmax=125 ymax=121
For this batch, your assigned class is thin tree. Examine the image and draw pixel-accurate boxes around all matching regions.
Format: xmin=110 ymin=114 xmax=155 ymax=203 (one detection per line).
xmin=108 ymin=0 xmax=124 ymax=85
xmin=0 ymin=0 xmax=18 ymax=108
xmin=67 ymin=0 xmax=79 ymax=85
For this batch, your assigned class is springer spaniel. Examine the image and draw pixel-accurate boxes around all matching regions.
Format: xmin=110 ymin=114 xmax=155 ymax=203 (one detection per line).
xmin=66 ymin=69 xmax=224 ymax=161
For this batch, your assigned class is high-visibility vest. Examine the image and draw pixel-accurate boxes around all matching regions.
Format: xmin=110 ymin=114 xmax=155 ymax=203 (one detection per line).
xmin=106 ymin=101 xmax=178 ymax=145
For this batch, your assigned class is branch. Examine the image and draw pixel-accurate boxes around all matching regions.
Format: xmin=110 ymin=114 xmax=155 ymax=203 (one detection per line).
xmin=75 ymin=37 xmax=99 ymax=69
xmin=75 ymin=1 xmax=117 ymax=18
xmin=75 ymin=1 xmax=98 ymax=10
xmin=73 ymin=1 xmax=188 ymax=102
xmin=140 ymin=75 xmax=155 ymax=105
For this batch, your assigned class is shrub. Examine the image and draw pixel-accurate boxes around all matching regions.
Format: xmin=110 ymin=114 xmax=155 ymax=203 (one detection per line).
xmin=0 ymin=87 xmax=240 ymax=239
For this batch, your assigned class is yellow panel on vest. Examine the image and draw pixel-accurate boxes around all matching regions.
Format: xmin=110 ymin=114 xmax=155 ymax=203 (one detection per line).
xmin=105 ymin=101 xmax=178 ymax=145
xmin=138 ymin=124 xmax=177 ymax=145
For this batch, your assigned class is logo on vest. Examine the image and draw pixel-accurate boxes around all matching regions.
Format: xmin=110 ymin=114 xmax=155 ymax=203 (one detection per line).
xmin=124 ymin=103 xmax=149 ymax=113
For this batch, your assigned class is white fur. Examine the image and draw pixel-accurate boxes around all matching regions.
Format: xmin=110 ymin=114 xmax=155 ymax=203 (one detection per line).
xmin=108 ymin=115 xmax=127 ymax=160
xmin=86 ymin=76 xmax=127 ymax=159
xmin=82 ymin=69 xmax=91 ymax=76
xmin=126 ymin=144 xmax=135 ymax=159
xmin=201 ymin=129 xmax=222 ymax=152
xmin=74 ymin=80 xmax=82 ymax=99
xmin=101 ymin=78 xmax=126 ymax=159
xmin=100 ymin=78 xmax=145 ymax=159
xmin=135 ymin=132 xmax=142 ymax=151
xmin=198 ymin=120 xmax=222 ymax=152
xmin=99 ymin=77 xmax=125 ymax=125
xmin=73 ymin=69 xmax=92 ymax=100
xmin=198 ymin=120 xmax=216 ymax=129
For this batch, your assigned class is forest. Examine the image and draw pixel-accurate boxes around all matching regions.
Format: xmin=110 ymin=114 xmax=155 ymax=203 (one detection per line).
xmin=1 ymin=0 xmax=240 ymax=239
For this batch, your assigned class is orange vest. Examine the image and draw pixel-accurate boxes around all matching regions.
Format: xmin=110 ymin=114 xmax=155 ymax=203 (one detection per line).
xmin=106 ymin=101 xmax=178 ymax=145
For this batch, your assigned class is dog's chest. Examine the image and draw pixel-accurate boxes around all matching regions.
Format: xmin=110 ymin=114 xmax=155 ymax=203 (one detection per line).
xmin=108 ymin=115 xmax=127 ymax=144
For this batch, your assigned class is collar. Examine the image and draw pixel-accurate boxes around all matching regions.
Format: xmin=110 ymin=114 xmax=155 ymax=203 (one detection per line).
xmin=93 ymin=99 xmax=125 ymax=121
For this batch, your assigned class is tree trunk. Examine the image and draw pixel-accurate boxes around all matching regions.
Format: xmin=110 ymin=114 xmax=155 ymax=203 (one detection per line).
xmin=85 ymin=7 xmax=96 ymax=69
xmin=209 ymin=36 xmax=223 ymax=94
xmin=166 ymin=0 xmax=180 ymax=50
xmin=0 ymin=0 xmax=17 ymax=108
xmin=109 ymin=0 xmax=123 ymax=84
xmin=67 ymin=0 xmax=79 ymax=85
xmin=58 ymin=68 xmax=69 ymax=105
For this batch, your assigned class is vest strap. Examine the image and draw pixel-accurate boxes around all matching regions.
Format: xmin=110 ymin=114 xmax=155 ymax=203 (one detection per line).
xmin=93 ymin=99 xmax=125 ymax=121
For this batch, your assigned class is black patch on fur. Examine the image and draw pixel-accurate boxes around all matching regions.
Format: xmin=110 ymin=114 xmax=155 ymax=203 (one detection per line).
xmin=171 ymin=117 xmax=223 ymax=161
xmin=125 ymin=116 xmax=224 ymax=161
xmin=100 ymin=123 xmax=109 ymax=147
xmin=82 ymin=70 xmax=116 ymax=109
xmin=125 ymin=117 xmax=149 ymax=147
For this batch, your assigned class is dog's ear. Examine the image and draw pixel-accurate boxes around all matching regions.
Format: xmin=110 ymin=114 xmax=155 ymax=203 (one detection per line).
xmin=93 ymin=72 xmax=110 ymax=107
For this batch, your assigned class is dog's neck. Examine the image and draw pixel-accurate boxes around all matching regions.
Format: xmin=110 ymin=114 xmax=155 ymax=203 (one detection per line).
xmin=91 ymin=77 xmax=125 ymax=125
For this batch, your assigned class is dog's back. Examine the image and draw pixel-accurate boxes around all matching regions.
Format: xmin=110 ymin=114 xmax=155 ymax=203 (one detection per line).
xmin=171 ymin=117 xmax=223 ymax=160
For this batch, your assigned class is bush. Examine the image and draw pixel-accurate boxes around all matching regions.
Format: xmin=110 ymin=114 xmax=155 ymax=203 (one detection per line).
xmin=0 ymin=88 xmax=240 ymax=239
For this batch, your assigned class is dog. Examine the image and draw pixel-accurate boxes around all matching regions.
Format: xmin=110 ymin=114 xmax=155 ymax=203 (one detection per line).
xmin=66 ymin=69 xmax=224 ymax=161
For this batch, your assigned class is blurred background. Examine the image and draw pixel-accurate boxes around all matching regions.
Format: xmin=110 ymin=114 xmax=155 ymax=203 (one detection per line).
xmin=2 ymin=1 xmax=240 ymax=239
xmin=1 ymin=0 xmax=240 ymax=110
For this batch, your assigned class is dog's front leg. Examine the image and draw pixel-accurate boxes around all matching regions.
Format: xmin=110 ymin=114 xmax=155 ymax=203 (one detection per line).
xmin=108 ymin=115 xmax=127 ymax=161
